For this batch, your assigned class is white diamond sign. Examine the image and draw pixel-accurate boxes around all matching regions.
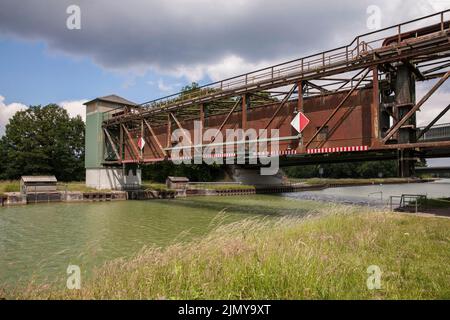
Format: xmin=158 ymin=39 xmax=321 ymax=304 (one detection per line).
xmin=290 ymin=112 xmax=310 ymax=134
xmin=137 ymin=137 xmax=146 ymax=150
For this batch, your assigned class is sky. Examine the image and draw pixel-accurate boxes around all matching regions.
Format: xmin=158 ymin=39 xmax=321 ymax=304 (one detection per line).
xmin=0 ymin=0 xmax=449 ymax=165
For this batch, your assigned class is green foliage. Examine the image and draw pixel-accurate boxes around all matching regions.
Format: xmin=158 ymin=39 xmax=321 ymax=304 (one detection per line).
xmin=180 ymin=82 xmax=277 ymax=103
xmin=0 ymin=181 xmax=20 ymax=193
xmin=0 ymin=105 xmax=85 ymax=181
xmin=199 ymin=184 xmax=255 ymax=190
xmin=284 ymin=160 xmax=398 ymax=179
xmin=0 ymin=139 xmax=6 ymax=180
xmin=141 ymin=161 xmax=225 ymax=182
xmin=180 ymin=82 xmax=201 ymax=95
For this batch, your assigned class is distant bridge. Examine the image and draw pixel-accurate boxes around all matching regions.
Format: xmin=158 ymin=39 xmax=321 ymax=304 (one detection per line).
xmin=415 ymin=166 xmax=450 ymax=175
xmin=418 ymin=123 xmax=450 ymax=142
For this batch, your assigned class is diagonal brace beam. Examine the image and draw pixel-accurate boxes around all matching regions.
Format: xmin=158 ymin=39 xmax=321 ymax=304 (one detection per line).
xmin=262 ymin=84 xmax=297 ymax=131
xmin=143 ymin=119 xmax=167 ymax=157
xmin=121 ymin=123 xmax=140 ymax=160
xmin=169 ymin=113 xmax=198 ymax=154
xmin=382 ymin=70 xmax=450 ymax=143
xmin=212 ymin=98 xmax=242 ymax=142
xmin=305 ymin=80 xmax=330 ymax=94
xmin=417 ymin=103 xmax=450 ymax=140
xmin=103 ymin=128 xmax=121 ymax=162
xmin=305 ymin=68 xmax=371 ymax=148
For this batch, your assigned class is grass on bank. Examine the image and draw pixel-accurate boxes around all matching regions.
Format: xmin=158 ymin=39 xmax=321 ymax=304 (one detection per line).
xmin=192 ymin=184 xmax=255 ymax=191
xmin=0 ymin=180 xmax=102 ymax=194
xmin=142 ymin=181 xmax=255 ymax=191
xmin=0 ymin=180 xmax=20 ymax=194
xmin=7 ymin=207 xmax=450 ymax=300
xmin=418 ymin=197 xmax=450 ymax=209
xmin=58 ymin=182 xmax=103 ymax=192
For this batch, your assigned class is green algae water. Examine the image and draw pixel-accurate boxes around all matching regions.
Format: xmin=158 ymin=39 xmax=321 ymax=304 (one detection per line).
xmin=0 ymin=195 xmax=321 ymax=286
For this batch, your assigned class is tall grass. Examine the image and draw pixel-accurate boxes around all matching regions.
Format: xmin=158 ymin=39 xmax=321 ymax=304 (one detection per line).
xmin=193 ymin=184 xmax=255 ymax=191
xmin=0 ymin=180 xmax=101 ymax=193
xmin=0 ymin=181 xmax=20 ymax=193
xmin=6 ymin=207 xmax=450 ymax=300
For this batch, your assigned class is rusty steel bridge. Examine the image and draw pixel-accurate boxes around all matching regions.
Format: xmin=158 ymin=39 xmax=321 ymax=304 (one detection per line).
xmin=100 ymin=10 xmax=450 ymax=177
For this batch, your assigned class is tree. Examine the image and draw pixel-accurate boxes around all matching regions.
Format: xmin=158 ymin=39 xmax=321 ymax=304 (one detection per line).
xmin=1 ymin=104 xmax=85 ymax=181
xmin=0 ymin=138 xmax=6 ymax=180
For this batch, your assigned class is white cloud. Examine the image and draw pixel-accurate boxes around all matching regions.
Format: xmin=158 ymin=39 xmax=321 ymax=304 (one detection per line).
xmin=157 ymin=79 xmax=174 ymax=92
xmin=59 ymin=99 xmax=87 ymax=122
xmin=0 ymin=95 xmax=27 ymax=136
xmin=0 ymin=0 xmax=383 ymax=82
xmin=165 ymin=54 xmax=278 ymax=83
xmin=205 ymin=55 xmax=273 ymax=82
xmin=0 ymin=0 xmax=446 ymax=84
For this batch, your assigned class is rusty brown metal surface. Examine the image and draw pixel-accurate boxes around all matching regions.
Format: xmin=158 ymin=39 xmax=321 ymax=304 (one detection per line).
xmin=305 ymin=68 xmax=370 ymax=148
xmin=382 ymin=70 xmax=450 ymax=143
xmin=100 ymin=10 xmax=450 ymax=166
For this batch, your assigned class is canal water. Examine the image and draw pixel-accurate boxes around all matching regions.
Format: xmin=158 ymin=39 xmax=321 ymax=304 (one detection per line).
xmin=1 ymin=181 xmax=448 ymax=287
xmin=284 ymin=179 xmax=450 ymax=208
xmin=0 ymin=195 xmax=320 ymax=286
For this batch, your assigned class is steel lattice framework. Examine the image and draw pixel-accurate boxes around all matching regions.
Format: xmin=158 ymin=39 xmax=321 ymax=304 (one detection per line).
xmin=100 ymin=10 xmax=450 ymax=176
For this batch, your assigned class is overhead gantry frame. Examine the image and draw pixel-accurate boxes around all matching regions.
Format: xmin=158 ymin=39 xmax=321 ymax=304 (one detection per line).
xmin=101 ymin=10 xmax=450 ymax=171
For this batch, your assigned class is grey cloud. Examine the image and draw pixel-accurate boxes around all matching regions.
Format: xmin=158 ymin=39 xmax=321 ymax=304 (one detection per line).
xmin=0 ymin=0 xmax=443 ymax=76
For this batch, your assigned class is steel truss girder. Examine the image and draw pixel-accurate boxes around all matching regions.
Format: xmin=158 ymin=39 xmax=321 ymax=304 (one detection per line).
xmin=382 ymin=70 xmax=450 ymax=143
xmin=305 ymin=68 xmax=371 ymax=148
xmin=104 ymin=37 xmax=450 ymax=127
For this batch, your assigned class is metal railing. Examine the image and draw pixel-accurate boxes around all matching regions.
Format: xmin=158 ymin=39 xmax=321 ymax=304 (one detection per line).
xmin=102 ymin=10 xmax=450 ymax=122
xmin=368 ymin=191 xmax=383 ymax=200
xmin=389 ymin=194 xmax=427 ymax=212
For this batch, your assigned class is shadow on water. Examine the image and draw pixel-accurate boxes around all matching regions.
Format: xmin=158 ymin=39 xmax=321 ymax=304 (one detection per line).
xmin=150 ymin=194 xmax=324 ymax=217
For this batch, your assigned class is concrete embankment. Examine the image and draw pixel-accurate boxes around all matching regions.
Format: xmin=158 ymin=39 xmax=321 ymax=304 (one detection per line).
xmin=1 ymin=191 xmax=127 ymax=206
xmin=1 ymin=178 xmax=436 ymax=206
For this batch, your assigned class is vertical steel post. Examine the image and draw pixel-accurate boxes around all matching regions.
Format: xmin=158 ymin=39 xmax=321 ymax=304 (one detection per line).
xmin=140 ymin=120 xmax=144 ymax=160
xmin=357 ymin=38 xmax=360 ymax=56
xmin=119 ymin=124 xmax=123 ymax=161
xmin=199 ymin=103 xmax=204 ymax=134
xmin=166 ymin=113 xmax=172 ymax=149
xmin=297 ymin=81 xmax=304 ymax=113
xmin=371 ymin=66 xmax=380 ymax=143
xmin=242 ymin=94 xmax=248 ymax=131
xmin=297 ymin=81 xmax=304 ymax=153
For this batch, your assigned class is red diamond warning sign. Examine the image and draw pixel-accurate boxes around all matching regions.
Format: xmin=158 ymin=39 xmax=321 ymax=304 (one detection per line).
xmin=290 ymin=112 xmax=310 ymax=134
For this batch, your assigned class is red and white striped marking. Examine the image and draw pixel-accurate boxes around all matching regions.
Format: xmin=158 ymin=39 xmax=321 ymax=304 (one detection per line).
xmin=307 ymin=145 xmax=369 ymax=154
xmin=170 ymin=149 xmax=300 ymax=161
xmin=253 ymin=150 xmax=298 ymax=156
xmin=171 ymin=152 xmax=237 ymax=161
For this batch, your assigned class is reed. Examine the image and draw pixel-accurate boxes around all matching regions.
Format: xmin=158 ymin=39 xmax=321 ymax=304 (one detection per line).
xmin=5 ymin=207 xmax=450 ymax=300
